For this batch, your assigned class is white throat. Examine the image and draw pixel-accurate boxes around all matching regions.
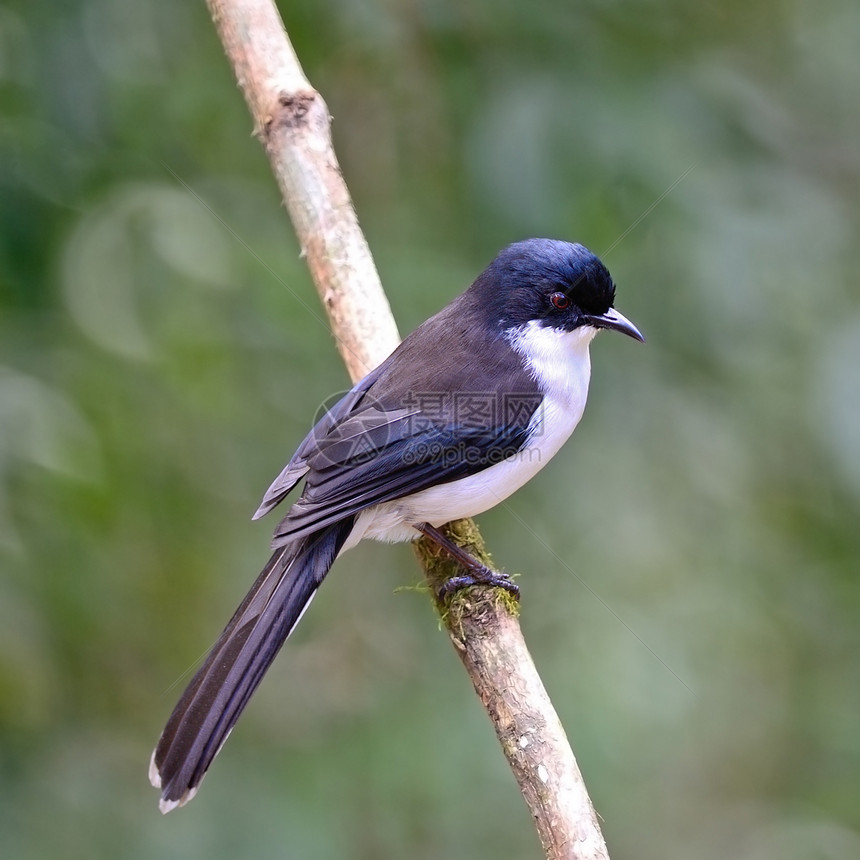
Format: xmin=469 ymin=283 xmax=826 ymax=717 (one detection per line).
xmin=506 ymin=319 xmax=596 ymax=412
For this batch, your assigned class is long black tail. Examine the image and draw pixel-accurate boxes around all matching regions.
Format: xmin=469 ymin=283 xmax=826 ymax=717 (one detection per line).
xmin=150 ymin=517 xmax=355 ymax=813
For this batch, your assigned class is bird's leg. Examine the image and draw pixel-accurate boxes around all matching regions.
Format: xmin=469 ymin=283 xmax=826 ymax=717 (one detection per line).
xmin=416 ymin=523 xmax=520 ymax=600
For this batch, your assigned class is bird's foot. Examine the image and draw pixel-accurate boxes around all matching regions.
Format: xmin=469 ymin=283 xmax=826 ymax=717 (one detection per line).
xmin=436 ymin=568 xmax=520 ymax=599
xmin=416 ymin=523 xmax=520 ymax=600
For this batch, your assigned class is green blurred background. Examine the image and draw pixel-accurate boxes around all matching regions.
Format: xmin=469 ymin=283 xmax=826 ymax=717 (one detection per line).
xmin=2 ymin=0 xmax=859 ymax=857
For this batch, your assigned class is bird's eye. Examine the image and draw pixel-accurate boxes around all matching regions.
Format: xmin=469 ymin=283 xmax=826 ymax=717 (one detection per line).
xmin=549 ymin=292 xmax=570 ymax=310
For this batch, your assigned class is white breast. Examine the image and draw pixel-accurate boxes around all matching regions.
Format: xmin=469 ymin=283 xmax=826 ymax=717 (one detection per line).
xmin=344 ymin=321 xmax=598 ymax=549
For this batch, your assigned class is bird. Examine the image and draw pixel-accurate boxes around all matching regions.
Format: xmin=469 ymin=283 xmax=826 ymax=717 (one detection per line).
xmin=149 ymin=238 xmax=644 ymax=813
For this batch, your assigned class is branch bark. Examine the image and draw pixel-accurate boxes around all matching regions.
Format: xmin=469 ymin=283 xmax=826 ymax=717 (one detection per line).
xmin=206 ymin=0 xmax=399 ymax=377
xmin=204 ymin=1 xmax=609 ymax=857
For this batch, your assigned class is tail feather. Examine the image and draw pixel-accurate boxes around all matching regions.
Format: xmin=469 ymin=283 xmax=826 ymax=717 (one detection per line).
xmin=150 ymin=517 xmax=355 ymax=812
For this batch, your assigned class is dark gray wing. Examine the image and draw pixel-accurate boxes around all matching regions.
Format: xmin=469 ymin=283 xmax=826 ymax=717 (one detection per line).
xmin=253 ymin=289 xmax=542 ymax=542
xmin=270 ymin=408 xmax=537 ymax=545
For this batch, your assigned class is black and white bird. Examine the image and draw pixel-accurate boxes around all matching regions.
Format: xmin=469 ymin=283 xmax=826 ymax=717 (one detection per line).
xmin=150 ymin=238 xmax=644 ymax=812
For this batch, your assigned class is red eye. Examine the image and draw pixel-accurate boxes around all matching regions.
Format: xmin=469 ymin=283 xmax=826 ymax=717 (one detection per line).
xmin=550 ymin=292 xmax=570 ymax=310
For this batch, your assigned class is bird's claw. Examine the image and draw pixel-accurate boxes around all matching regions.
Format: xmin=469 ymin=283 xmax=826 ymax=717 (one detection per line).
xmin=438 ymin=568 xmax=520 ymax=600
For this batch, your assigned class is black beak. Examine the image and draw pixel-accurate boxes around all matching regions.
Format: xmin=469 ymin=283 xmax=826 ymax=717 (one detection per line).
xmin=585 ymin=308 xmax=645 ymax=342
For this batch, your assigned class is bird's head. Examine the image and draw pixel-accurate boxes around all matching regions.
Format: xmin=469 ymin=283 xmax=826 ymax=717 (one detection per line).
xmin=471 ymin=239 xmax=644 ymax=343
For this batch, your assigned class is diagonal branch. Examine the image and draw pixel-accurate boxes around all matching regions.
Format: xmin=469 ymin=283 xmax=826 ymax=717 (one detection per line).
xmin=204 ymin=1 xmax=609 ymax=857
xmin=205 ymin=0 xmax=399 ymax=378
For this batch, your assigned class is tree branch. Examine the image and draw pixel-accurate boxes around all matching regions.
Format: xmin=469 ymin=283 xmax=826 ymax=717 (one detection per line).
xmin=206 ymin=0 xmax=399 ymax=377
xmin=204 ymin=1 xmax=609 ymax=856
